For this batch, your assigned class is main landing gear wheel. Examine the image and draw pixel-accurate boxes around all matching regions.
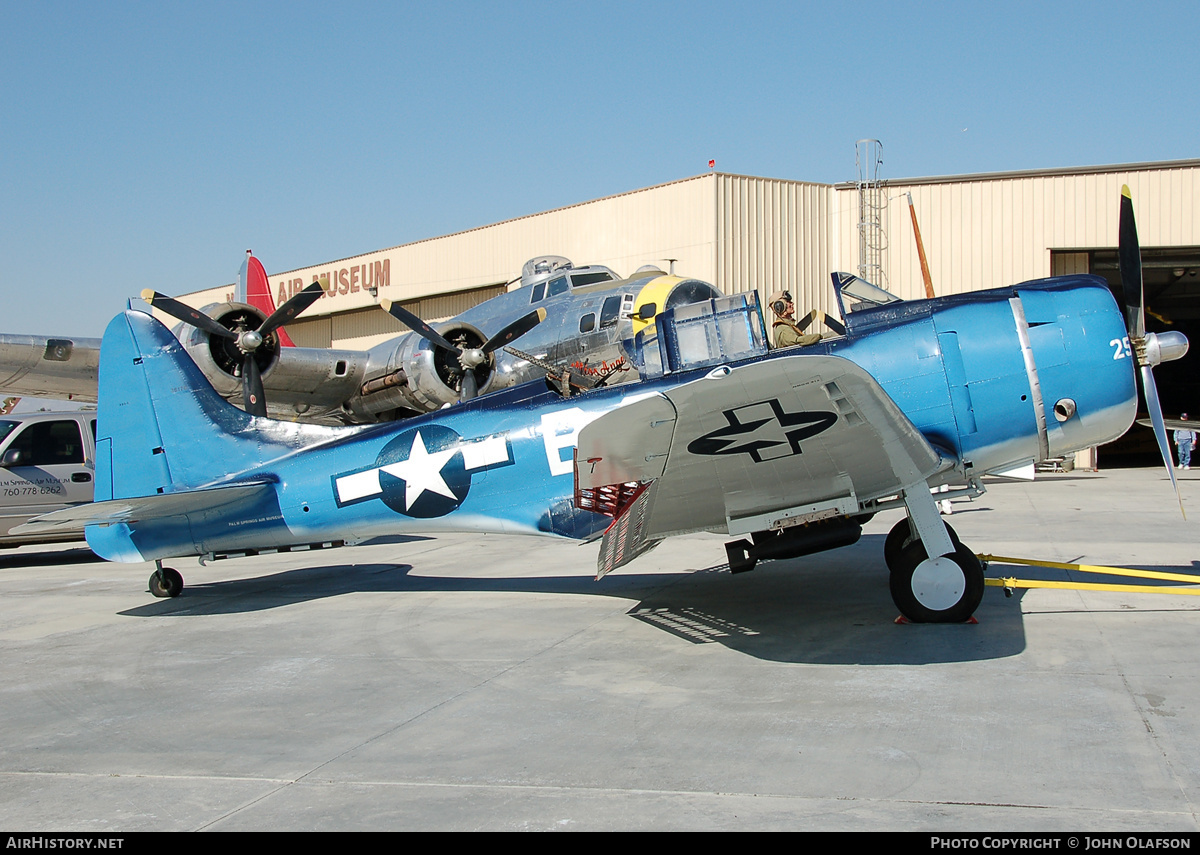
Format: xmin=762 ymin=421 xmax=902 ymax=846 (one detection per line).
xmin=889 ymin=540 xmax=983 ymax=623
xmin=149 ymin=567 xmax=183 ymax=598
xmin=883 ymin=518 xmax=960 ymax=572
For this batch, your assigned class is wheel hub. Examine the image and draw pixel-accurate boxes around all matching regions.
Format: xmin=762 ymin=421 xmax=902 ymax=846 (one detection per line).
xmin=910 ymin=556 xmax=967 ymax=611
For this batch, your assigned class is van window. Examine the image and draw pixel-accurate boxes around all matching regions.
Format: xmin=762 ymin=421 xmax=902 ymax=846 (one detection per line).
xmin=7 ymin=421 xmax=84 ymax=466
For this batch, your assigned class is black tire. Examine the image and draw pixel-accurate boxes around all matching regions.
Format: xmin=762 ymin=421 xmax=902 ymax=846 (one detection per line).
xmin=149 ymin=567 xmax=183 ymax=598
xmin=883 ymin=518 xmax=960 ymax=572
xmin=889 ymin=540 xmax=983 ymax=623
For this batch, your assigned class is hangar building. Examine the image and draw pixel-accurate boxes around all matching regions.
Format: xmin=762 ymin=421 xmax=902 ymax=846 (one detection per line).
xmin=185 ymin=157 xmax=1200 ymax=461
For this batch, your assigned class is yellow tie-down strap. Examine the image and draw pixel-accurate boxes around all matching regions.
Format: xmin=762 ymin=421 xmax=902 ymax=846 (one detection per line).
xmin=978 ymin=554 xmax=1200 ymax=596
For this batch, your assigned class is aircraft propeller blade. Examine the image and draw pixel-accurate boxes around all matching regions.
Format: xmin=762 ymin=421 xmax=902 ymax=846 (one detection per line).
xmin=258 ymin=281 xmax=325 ymax=339
xmin=380 ymin=300 xmax=462 ymax=354
xmin=1118 ymin=188 xmax=1145 ymax=340
xmin=1141 ymin=364 xmax=1183 ymax=515
xmin=242 ymin=354 xmax=267 ymax=418
xmin=1118 ymin=186 xmax=1186 ymax=517
xmin=460 ymin=369 xmax=479 ymax=401
xmin=482 ymin=308 xmax=547 ymax=354
xmin=141 ymin=290 xmax=237 ymax=341
xmin=143 ymin=262 xmax=324 ymax=418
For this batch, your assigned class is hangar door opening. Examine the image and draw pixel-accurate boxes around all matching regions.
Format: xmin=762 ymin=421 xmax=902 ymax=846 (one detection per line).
xmin=1052 ymin=247 xmax=1200 ymax=467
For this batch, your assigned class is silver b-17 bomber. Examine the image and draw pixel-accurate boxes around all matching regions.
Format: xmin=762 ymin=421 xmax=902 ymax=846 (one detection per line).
xmin=0 ymin=254 xmax=721 ymax=424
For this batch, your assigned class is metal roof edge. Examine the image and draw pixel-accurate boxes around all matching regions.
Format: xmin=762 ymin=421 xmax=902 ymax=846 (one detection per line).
xmin=831 ymin=158 xmax=1200 ymax=189
xmin=270 ymin=172 xmax=834 ymax=277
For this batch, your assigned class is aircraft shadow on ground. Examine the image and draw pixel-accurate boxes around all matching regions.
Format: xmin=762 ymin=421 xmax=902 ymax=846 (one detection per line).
xmin=0 ymin=546 xmax=101 ymax=568
xmin=116 ymin=534 xmax=1044 ymax=666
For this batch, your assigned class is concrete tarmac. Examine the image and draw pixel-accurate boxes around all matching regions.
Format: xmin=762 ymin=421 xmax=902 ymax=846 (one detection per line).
xmin=1 ymin=468 xmax=1198 ymax=831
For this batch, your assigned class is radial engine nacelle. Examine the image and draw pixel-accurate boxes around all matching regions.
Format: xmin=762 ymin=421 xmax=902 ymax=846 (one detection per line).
xmin=173 ymin=301 xmax=370 ymax=422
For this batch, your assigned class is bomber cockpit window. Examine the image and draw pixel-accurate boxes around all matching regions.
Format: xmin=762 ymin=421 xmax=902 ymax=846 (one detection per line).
xmin=547 ymin=276 xmax=570 ymax=298
xmin=569 ymin=271 xmax=614 ymax=288
xmin=530 ymin=282 xmax=547 ymax=304
xmin=599 ymin=295 xmax=621 ymax=329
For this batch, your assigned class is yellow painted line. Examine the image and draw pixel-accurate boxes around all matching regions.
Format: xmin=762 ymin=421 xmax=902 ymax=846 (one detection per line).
xmin=984 ymin=577 xmax=1200 ymax=595
xmin=978 ymin=554 xmax=1200 ymax=585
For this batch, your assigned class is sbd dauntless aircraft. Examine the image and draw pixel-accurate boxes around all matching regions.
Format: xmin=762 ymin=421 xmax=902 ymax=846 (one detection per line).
xmin=18 ymin=190 xmax=1189 ymax=622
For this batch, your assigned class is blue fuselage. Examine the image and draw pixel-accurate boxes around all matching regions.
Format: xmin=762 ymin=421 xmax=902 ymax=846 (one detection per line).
xmin=86 ymin=274 xmax=1135 ymax=563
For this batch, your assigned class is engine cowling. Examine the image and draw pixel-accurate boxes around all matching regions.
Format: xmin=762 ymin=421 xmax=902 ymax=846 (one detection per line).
xmin=395 ymin=321 xmax=495 ymax=411
xmin=172 ymin=301 xmax=369 ymax=422
xmin=174 ymin=302 xmax=276 ymax=398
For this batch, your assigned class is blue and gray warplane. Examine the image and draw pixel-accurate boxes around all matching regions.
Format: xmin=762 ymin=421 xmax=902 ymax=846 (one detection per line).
xmin=18 ymin=189 xmax=1188 ymax=622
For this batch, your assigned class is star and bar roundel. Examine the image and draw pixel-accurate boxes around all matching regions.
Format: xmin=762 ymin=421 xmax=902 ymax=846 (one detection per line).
xmin=687 ymin=399 xmax=837 ymax=463
xmin=332 ymin=426 xmax=512 ymax=518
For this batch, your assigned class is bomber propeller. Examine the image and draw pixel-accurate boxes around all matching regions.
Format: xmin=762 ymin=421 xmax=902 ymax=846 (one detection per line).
xmin=143 ymin=280 xmax=325 ymax=417
xmin=1116 ymin=186 xmax=1190 ymax=514
xmin=380 ymin=301 xmax=547 ymax=401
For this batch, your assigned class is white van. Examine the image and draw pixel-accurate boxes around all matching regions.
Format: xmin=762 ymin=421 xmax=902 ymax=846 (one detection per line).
xmin=0 ymin=411 xmax=96 ymax=547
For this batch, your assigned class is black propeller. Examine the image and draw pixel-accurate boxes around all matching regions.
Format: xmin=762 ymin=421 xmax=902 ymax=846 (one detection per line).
xmin=142 ymin=280 xmax=325 ymax=417
xmin=381 ymin=301 xmax=546 ymax=401
xmin=1117 ymin=186 xmax=1190 ymax=515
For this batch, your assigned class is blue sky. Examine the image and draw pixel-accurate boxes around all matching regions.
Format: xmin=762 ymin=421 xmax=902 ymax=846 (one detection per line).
xmin=3 ymin=1 xmax=1196 ymax=337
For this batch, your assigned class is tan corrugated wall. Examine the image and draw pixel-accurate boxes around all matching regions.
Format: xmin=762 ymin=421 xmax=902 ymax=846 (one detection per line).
xmin=835 ymin=163 xmax=1200 ymax=300
xmin=176 ymin=161 xmax=1198 ymax=348
xmin=263 ymin=175 xmax=719 ymax=320
xmin=715 ymin=174 xmax=836 ymax=318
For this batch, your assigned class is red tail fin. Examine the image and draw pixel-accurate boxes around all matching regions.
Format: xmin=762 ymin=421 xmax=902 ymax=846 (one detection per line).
xmin=244 ymin=253 xmax=296 ymax=347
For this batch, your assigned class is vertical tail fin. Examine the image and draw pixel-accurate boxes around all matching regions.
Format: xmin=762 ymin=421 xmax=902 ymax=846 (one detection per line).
xmin=94 ymin=310 xmax=343 ymax=502
xmin=239 ymin=251 xmax=296 ymax=347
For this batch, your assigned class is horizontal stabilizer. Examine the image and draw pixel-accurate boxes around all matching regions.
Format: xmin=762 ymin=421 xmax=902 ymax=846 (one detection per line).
xmin=14 ymin=481 xmax=274 ymax=535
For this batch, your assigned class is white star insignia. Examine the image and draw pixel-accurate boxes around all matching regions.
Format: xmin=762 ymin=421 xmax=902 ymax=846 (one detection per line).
xmin=379 ymin=431 xmax=459 ymax=510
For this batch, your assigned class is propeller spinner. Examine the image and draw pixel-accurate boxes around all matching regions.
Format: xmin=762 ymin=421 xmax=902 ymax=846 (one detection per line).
xmin=1117 ymin=185 xmax=1190 ymax=515
xmin=143 ymin=280 xmax=325 ymax=417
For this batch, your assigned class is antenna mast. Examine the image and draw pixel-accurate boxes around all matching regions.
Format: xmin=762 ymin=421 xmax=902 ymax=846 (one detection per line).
xmin=856 ymin=139 xmax=887 ymax=285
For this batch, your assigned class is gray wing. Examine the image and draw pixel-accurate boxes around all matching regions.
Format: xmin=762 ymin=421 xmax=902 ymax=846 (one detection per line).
xmin=577 ymin=354 xmax=951 ymax=573
xmin=0 ymin=335 xmax=101 ymax=402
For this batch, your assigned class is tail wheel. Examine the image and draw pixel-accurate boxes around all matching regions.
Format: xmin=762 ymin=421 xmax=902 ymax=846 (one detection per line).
xmin=889 ymin=540 xmax=983 ymax=623
xmin=883 ymin=518 xmax=960 ymax=572
xmin=149 ymin=567 xmax=183 ymax=598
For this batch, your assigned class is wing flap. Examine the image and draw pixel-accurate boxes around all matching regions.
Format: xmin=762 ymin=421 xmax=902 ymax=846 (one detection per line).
xmin=594 ymin=481 xmax=660 ymax=578
xmin=576 ymin=393 xmax=676 ymax=488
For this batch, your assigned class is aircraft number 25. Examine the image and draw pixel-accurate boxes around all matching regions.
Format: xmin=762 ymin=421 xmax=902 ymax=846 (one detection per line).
xmin=1110 ymin=336 xmax=1132 ymax=360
